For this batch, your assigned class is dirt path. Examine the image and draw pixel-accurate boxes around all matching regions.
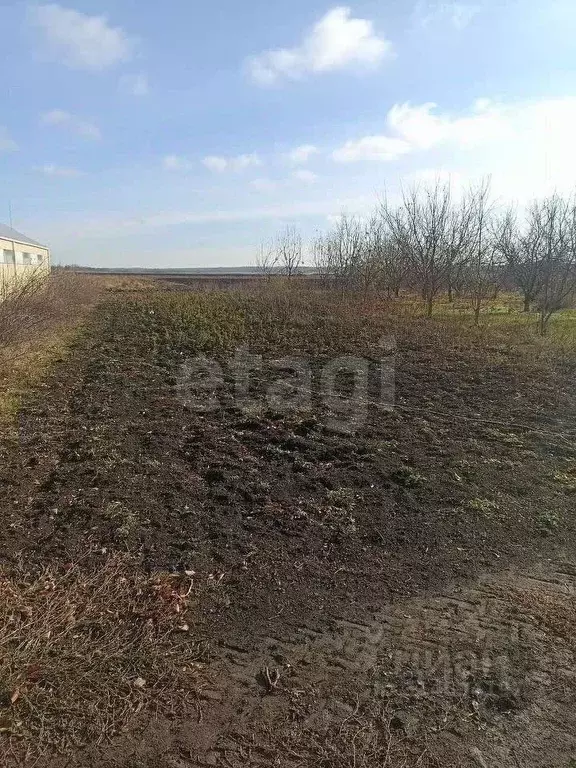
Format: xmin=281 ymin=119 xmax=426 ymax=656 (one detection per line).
xmin=191 ymin=558 xmax=576 ymax=768
xmin=69 ymin=555 xmax=576 ymax=767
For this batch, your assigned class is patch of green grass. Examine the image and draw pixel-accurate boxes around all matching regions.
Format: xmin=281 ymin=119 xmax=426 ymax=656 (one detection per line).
xmin=391 ymin=466 xmax=425 ymax=488
xmin=143 ymin=293 xmax=246 ymax=353
xmin=468 ymin=498 xmax=500 ymax=516
xmin=325 ymin=487 xmax=357 ymax=510
xmin=537 ymin=509 xmax=561 ymax=534
xmin=553 ymin=470 xmax=576 ymax=493
xmin=0 ymin=328 xmax=80 ymax=428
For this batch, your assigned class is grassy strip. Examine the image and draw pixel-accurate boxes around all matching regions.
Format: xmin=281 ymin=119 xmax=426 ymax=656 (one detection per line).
xmin=0 ymin=329 xmax=80 ymax=426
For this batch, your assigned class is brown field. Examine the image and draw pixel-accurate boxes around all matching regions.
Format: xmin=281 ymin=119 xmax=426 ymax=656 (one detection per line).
xmin=1 ymin=275 xmax=576 ymax=767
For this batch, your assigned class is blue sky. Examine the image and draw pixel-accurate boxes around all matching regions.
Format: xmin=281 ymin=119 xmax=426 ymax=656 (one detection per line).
xmin=1 ymin=0 xmax=575 ymax=266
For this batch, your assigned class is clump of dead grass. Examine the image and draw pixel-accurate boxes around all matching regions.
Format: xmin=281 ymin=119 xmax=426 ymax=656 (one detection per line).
xmin=0 ymin=555 xmax=204 ymax=762
xmin=239 ymin=698 xmax=451 ymax=768
xmin=0 ymin=272 xmax=102 ymax=350
xmin=0 ymin=272 xmax=106 ymax=426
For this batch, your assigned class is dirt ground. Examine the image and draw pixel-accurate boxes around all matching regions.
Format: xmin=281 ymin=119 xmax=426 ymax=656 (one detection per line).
xmin=1 ymin=287 xmax=576 ymax=766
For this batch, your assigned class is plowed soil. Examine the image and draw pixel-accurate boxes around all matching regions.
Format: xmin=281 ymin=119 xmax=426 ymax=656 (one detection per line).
xmin=1 ymin=289 xmax=576 ymax=766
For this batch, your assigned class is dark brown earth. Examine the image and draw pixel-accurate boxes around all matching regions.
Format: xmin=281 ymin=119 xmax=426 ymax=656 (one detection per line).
xmin=1 ymin=289 xmax=576 ymax=766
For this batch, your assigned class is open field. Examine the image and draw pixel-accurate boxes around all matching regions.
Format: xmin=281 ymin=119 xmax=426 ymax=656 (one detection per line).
xmin=1 ymin=277 xmax=576 ymax=766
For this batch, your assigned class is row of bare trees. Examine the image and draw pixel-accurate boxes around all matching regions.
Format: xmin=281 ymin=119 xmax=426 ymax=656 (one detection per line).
xmin=260 ymin=181 xmax=576 ymax=334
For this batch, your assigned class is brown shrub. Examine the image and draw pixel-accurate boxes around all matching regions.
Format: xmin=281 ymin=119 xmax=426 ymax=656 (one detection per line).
xmin=0 ymin=271 xmax=103 ymax=352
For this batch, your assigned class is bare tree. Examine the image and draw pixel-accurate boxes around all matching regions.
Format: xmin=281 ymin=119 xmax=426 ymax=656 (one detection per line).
xmin=498 ymin=206 xmax=543 ymax=312
xmin=314 ymin=214 xmax=365 ymax=294
xmin=383 ymin=181 xmax=453 ymax=316
xmin=275 ymin=225 xmax=302 ymax=279
xmin=534 ymin=193 xmax=576 ymax=334
xmin=466 ymin=180 xmax=501 ymax=325
xmin=256 ymin=240 xmax=277 ymax=278
xmin=356 ymin=216 xmax=382 ymax=299
xmin=444 ymin=190 xmax=476 ymax=303
xmin=369 ymin=207 xmax=410 ymax=298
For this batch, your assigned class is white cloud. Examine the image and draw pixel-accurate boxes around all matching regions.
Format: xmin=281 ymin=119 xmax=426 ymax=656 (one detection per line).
xmin=332 ymin=98 xmax=537 ymax=163
xmin=333 ymin=135 xmax=411 ymax=162
xmin=30 ymin=4 xmax=134 ymax=71
xmin=330 ymin=96 xmax=576 ymax=201
xmin=248 ymin=6 xmax=392 ymax=85
xmin=414 ymin=2 xmax=479 ymax=30
xmin=40 ymin=109 xmax=101 ymax=140
xmin=386 ymin=100 xmax=510 ymax=150
xmin=163 ymin=155 xmax=194 ymax=171
xmin=36 ymin=163 xmax=82 ymax=177
xmin=234 ymin=154 xmax=262 ymax=171
xmin=288 ymin=144 xmax=319 ymax=164
xmin=292 ymin=169 xmax=318 ymax=184
xmin=203 ymin=153 xmax=261 ymax=173
xmin=119 ymin=73 xmax=149 ymax=96
xmin=202 ymin=156 xmax=228 ymax=173
xmin=0 ymin=128 xmax=18 ymax=153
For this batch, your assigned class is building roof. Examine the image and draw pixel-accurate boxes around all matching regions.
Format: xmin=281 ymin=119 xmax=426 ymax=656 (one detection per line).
xmin=0 ymin=223 xmax=47 ymax=248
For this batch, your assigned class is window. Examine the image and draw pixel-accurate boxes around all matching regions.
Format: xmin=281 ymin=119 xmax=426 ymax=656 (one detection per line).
xmin=37 ymin=254 xmax=44 ymax=264
xmin=22 ymin=252 xmax=32 ymax=266
xmin=2 ymin=249 xmax=15 ymax=265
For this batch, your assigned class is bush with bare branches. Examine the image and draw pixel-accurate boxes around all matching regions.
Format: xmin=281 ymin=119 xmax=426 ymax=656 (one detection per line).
xmin=0 ymin=271 xmax=102 ymax=354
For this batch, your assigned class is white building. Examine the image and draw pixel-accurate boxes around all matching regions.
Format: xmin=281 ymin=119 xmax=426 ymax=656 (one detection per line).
xmin=0 ymin=224 xmax=51 ymax=296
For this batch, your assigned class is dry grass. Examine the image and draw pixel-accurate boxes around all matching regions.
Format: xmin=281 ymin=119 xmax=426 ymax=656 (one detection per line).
xmin=0 ymin=555 xmax=204 ymax=763
xmin=0 ymin=277 xmax=574 ymax=766
xmin=240 ymin=698 xmax=452 ymax=768
xmin=0 ymin=272 xmax=106 ymax=425
xmin=0 ymin=274 xmax=210 ymax=762
xmin=0 ymin=272 xmax=100 ymax=349
xmin=0 ymin=331 xmax=77 ymax=425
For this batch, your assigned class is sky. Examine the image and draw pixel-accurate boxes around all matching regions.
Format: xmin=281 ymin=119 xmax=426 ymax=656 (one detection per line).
xmin=0 ymin=0 xmax=575 ymax=267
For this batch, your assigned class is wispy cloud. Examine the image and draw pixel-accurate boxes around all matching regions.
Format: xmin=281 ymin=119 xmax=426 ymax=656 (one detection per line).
xmin=248 ymin=6 xmax=393 ymax=86
xmin=36 ymin=163 xmax=82 ymax=177
xmin=413 ymin=1 xmax=480 ymax=30
xmin=287 ymin=144 xmax=319 ymax=164
xmin=40 ymin=109 xmax=101 ymax=140
xmin=30 ymin=4 xmax=135 ymax=71
xmin=64 ymin=195 xmax=375 ymax=236
xmin=292 ymin=169 xmax=318 ymax=184
xmin=333 ymin=135 xmax=410 ymax=162
xmin=203 ymin=153 xmax=261 ymax=172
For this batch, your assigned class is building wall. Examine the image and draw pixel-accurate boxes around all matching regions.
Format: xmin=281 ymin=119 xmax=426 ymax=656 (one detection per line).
xmin=0 ymin=236 xmax=51 ymax=297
